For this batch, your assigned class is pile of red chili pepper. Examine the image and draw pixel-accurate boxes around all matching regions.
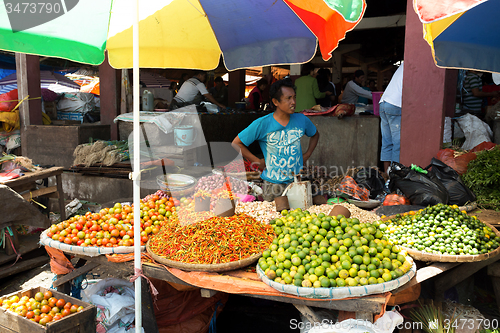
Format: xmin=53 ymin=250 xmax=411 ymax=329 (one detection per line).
xmin=222 ymin=159 xmax=259 ymax=172
xmin=149 ymin=214 xmax=275 ymax=264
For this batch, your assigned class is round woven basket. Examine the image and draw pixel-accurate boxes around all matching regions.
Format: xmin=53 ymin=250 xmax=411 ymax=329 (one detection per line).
xmin=382 ymin=211 xmax=500 ymax=263
xmin=257 ymin=259 xmax=416 ymax=299
xmin=146 ymin=241 xmax=262 ymax=272
xmin=40 ymin=229 xmax=145 ymax=257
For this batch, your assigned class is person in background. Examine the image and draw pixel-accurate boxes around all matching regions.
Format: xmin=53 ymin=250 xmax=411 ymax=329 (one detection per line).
xmin=209 ymin=76 xmax=228 ymax=106
xmin=170 ymin=71 xmax=226 ymax=110
xmin=316 ymin=68 xmax=337 ymax=107
xmin=379 ymin=62 xmax=404 ymax=173
xmin=368 ymin=80 xmax=377 ymax=92
xmin=462 ymin=70 xmax=500 ymax=118
xmin=232 ymin=78 xmax=319 ymax=201
xmin=295 ymin=62 xmax=332 ymax=112
xmin=341 ymin=70 xmax=373 ymax=104
xmin=169 ymin=81 xmax=177 ymax=98
xmin=247 ymin=78 xmax=268 ymax=110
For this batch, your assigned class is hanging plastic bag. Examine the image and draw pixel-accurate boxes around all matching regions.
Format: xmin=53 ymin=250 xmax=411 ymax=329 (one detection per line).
xmin=353 ymin=168 xmax=386 ymax=199
xmin=425 ymin=157 xmax=476 ymax=206
xmin=389 ymin=164 xmax=449 ymax=206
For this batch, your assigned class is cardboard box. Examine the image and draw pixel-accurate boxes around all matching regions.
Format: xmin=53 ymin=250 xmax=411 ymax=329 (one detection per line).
xmin=0 ymin=287 xmax=96 ymax=333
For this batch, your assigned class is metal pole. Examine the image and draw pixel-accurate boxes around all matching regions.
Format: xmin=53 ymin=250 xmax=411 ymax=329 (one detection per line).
xmin=133 ymin=0 xmax=142 ymax=331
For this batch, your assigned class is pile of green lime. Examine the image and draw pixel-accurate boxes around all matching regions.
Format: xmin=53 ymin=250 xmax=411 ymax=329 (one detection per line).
xmin=383 ymin=203 xmax=500 ymax=256
xmin=258 ymin=208 xmax=412 ymax=289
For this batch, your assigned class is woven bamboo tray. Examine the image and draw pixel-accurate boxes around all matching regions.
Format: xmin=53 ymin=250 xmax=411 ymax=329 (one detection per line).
xmin=146 ymin=241 xmax=261 ymax=272
xmin=257 ymin=259 xmax=416 ymax=299
xmin=40 ymin=229 xmax=145 ymax=257
xmin=382 ymin=211 xmax=500 ymax=263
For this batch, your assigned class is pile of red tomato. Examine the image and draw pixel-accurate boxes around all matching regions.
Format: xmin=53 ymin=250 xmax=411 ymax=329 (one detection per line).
xmin=46 ymin=194 xmax=177 ymax=247
xmin=0 ymin=290 xmax=83 ymax=326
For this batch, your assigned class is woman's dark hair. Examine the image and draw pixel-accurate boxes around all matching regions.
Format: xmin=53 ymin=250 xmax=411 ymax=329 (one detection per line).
xmin=300 ymin=62 xmax=316 ymax=76
xmin=270 ymin=78 xmax=295 ymax=101
xmin=316 ymin=68 xmax=331 ymax=89
xmin=214 ymin=76 xmax=224 ymax=83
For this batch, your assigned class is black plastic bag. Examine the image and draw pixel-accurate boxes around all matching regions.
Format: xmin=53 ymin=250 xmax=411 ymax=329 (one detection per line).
xmin=425 ymin=157 xmax=476 ymax=206
xmin=353 ymin=168 xmax=386 ymax=199
xmin=389 ymin=164 xmax=449 ymax=206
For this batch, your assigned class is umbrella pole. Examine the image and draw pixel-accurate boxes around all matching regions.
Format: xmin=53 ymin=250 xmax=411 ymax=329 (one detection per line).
xmin=133 ymin=0 xmax=142 ymax=331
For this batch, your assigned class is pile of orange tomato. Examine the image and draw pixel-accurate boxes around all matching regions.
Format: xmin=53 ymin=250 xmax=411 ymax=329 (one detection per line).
xmin=46 ymin=194 xmax=177 ymax=247
xmin=0 ymin=290 xmax=83 ymax=326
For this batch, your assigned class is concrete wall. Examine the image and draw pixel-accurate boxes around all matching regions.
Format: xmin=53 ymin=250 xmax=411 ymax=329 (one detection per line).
xmin=301 ymin=115 xmax=380 ymax=175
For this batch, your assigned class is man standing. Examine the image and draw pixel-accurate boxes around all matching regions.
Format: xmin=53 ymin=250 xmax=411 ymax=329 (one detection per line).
xmin=209 ymin=76 xmax=228 ymax=106
xmin=379 ymin=62 xmax=404 ymax=172
xmin=341 ymin=70 xmax=373 ymax=104
xmin=232 ymin=79 xmax=320 ymax=201
xmin=170 ymin=71 xmax=226 ymax=110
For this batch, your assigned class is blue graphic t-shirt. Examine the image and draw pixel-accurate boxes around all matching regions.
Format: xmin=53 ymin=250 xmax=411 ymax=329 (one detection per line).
xmin=238 ymin=113 xmax=317 ymax=184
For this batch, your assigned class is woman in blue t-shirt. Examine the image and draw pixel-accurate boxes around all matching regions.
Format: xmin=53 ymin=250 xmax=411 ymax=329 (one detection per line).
xmin=232 ymin=79 xmax=320 ymax=201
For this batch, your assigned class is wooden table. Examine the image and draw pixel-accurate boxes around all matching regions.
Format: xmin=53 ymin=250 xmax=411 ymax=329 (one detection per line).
xmin=0 ymin=166 xmax=66 ymax=220
xmin=51 ymin=250 xmax=500 ymax=331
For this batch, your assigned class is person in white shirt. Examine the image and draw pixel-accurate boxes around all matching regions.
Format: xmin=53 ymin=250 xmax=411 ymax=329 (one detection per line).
xmin=341 ymin=70 xmax=373 ymax=104
xmin=170 ymin=71 xmax=226 ymax=110
xmin=379 ymin=62 xmax=404 ymax=172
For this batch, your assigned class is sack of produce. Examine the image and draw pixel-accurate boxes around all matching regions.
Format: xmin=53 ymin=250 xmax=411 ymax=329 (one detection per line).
xmin=382 ymin=193 xmax=410 ymax=206
xmin=425 ymin=157 xmax=476 ymax=206
xmin=337 ymin=175 xmax=369 ymax=201
xmin=389 ymin=165 xmax=449 ymax=206
xmin=436 ymin=148 xmax=476 ymax=175
xmin=353 ymin=168 xmax=386 ymax=199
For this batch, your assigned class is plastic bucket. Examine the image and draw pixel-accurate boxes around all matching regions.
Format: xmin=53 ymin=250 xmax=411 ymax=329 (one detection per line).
xmin=174 ymin=125 xmax=197 ymax=147
xmin=372 ymin=91 xmax=383 ymax=116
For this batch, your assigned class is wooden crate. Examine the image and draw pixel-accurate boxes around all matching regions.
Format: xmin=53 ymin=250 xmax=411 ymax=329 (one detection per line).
xmin=0 ymin=287 xmax=96 ymax=333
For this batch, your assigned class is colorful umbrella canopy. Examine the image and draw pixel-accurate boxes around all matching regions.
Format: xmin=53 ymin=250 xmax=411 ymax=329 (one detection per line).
xmin=0 ymin=71 xmax=80 ymax=94
xmin=0 ymin=0 xmax=366 ymax=70
xmin=415 ymin=0 xmax=500 ymax=73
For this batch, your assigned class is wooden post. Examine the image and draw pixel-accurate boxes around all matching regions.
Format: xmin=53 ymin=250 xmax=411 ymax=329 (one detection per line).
xmin=400 ymin=0 xmax=457 ymax=166
xmin=228 ymin=69 xmax=246 ymax=108
xmin=15 ymin=53 xmax=43 ymax=157
xmin=99 ymin=52 xmax=121 ymax=140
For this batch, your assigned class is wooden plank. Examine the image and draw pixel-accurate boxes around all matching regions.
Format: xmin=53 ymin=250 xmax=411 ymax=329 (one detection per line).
xmin=356 ymin=312 xmax=373 ymax=323
xmin=241 ymin=293 xmax=385 ymax=313
xmin=294 ymin=304 xmax=322 ymax=324
xmin=53 ymin=261 xmax=101 ymax=287
xmin=390 ymin=261 xmax=460 ymax=294
xmin=200 ymin=289 xmax=218 ymax=298
xmin=0 ymin=234 xmax=41 ymax=266
xmin=0 ymin=167 xmax=63 ymax=187
xmin=434 ymin=253 xmax=500 ymax=301
xmin=141 ymin=262 xmax=191 ymax=286
xmin=0 ymin=256 xmax=49 ymax=279
xmin=487 ymin=262 xmax=500 ymax=278
xmin=21 ymin=185 xmax=58 ymax=200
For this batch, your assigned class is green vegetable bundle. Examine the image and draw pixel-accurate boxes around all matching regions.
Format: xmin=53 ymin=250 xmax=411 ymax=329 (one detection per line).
xmin=462 ymin=146 xmax=500 ymax=211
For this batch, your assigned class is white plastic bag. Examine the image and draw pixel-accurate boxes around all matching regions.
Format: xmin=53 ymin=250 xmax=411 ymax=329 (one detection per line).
xmin=82 ymin=278 xmax=143 ymax=333
xmin=456 ymin=113 xmax=493 ymax=150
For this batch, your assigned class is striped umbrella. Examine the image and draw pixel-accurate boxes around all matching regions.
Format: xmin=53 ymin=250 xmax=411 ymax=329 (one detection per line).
xmin=415 ymin=0 xmax=500 ymax=73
